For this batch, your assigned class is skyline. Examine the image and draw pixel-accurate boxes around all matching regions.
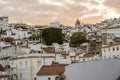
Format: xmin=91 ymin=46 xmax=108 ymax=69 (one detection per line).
xmin=0 ymin=0 xmax=120 ymax=26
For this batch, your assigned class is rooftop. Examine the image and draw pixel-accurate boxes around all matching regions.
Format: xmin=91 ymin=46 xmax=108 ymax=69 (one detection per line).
xmin=84 ymin=53 xmax=98 ymax=58
xmin=37 ymin=63 xmax=67 ymax=76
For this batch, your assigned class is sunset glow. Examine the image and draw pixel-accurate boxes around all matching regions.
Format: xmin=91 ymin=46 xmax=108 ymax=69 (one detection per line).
xmin=0 ymin=0 xmax=120 ymax=26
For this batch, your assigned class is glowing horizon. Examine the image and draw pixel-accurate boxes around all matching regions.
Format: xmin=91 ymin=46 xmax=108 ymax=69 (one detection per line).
xmin=0 ymin=0 xmax=120 ymax=26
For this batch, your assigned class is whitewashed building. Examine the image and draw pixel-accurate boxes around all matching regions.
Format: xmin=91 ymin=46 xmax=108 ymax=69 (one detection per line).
xmin=5 ymin=28 xmax=31 ymax=39
xmin=0 ymin=64 xmax=8 ymax=80
xmin=79 ymin=53 xmax=100 ymax=62
xmin=36 ymin=62 xmax=66 ymax=80
xmin=10 ymin=53 xmax=55 ymax=80
xmin=0 ymin=16 xmax=9 ymax=30
xmin=49 ymin=22 xmax=61 ymax=28
xmin=101 ymin=27 xmax=120 ymax=37
xmin=101 ymin=44 xmax=120 ymax=58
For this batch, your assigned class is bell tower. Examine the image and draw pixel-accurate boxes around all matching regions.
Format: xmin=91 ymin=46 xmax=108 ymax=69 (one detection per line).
xmin=75 ymin=19 xmax=81 ymax=32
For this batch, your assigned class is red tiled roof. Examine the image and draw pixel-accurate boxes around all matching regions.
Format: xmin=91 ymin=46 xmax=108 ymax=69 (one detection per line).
xmin=37 ymin=64 xmax=66 ymax=76
xmin=84 ymin=53 xmax=97 ymax=58
xmin=0 ymin=75 xmax=8 ymax=78
xmin=42 ymin=47 xmax=55 ymax=53
xmin=42 ymin=47 xmax=67 ymax=55
xmin=28 ymin=32 xmax=32 ymax=34
xmin=62 ymin=53 xmax=69 ymax=56
xmin=55 ymin=52 xmax=67 ymax=54
xmin=76 ymin=52 xmax=84 ymax=56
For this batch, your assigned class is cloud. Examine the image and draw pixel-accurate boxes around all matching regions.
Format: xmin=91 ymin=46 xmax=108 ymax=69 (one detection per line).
xmin=103 ymin=0 xmax=120 ymax=14
xmin=81 ymin=15 xmax=104 ymax=24
xmin=0 ymin=0 xmax=119 ymax=26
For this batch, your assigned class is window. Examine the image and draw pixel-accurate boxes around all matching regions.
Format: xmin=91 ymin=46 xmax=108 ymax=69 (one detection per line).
xmin=48 ymin=77 xmax=51 ymax=80
xmin=25 ymin=61 xmax=27 ymax=66
xmin=108 ymin=48 xmax=110 ymax=51
xmin=55 ymin=76 xmax=59 ymax=80
xmin=113 ymin=47 xmax=115 ymax=51
xmin=37 ymin=61 xmax=41 ymax=67
xmin=20 ymin=61 xmax=22 ymax=65
xmin=34 ymin=77 xmax=37 ymax=80
xmin=38 ymin=51 xmax=41 ymax=53
xmin=113 ymin=55 xmax=116 ymax=58
xmin=104 ymin=49 xmax=106 ymax=52
xmin=12 ymin=62 xmax=14 ymax=65
xmin=20 ymin=73 xmax=22 ymax=79
xmin=117 ymin=46 xmax=119 ymax=51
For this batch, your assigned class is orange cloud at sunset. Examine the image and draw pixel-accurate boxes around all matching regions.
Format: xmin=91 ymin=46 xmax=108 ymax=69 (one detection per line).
xmin=0 ymin=0 xmax=120 ymax=26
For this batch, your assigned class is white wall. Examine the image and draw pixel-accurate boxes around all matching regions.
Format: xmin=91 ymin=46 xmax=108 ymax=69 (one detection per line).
xmin=65 ymin=59 xmax=120 ymax=80
xmin=5 ymin=29 xmax=31 ymax=39
xmin=101 ymin=28 xmax=120 ymax=37
xmin=79 ymin=55 xmax=100 ymax=62
xmin=0 ymin=46 xmax=16 ymax=67
xmin=49 ymin=22 xmax=60 ymax=28
xmin=102 ymin=45 xmax=120 ymax=58
xmin=10 ymin=54 xmax=55 ymax=80
xmin=0 ymin=16 xmax=9 ymax=30
xmin=37 ymin=75 xmax=56 ymax=80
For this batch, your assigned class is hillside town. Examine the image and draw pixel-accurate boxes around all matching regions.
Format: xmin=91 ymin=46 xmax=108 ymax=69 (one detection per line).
xmin=0 ymin=16 xmax=120 ymax=80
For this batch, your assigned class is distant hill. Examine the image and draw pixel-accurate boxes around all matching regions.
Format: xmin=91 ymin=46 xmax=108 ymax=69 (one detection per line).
xmin=94 ymin=18 xmax=120 ymax=28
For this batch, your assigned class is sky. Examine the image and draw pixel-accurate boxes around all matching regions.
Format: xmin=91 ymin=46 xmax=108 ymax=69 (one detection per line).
xmin=0 ymin=0 xmax=120 ymax=26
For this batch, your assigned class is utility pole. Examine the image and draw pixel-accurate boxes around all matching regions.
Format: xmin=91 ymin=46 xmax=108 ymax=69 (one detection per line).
xmin=40 ymin=30 xmax=42 ymax=48
xmin=30 ymin=58 xmax=33 ymax=80
xmin=43 ymin=57 xmax=45 ymax=65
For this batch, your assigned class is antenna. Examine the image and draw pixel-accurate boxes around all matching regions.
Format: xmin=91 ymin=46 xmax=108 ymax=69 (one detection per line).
xmin=21 ymin=19 xmax=22 ymax=24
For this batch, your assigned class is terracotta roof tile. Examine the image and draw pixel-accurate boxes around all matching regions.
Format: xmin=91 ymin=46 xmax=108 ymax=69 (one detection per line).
xmin=42 ymin=47 xmax=67 ymax=55
xmin=76 ymin=52 xmax=84 ymax=56
xmin=55 ymin=52 xmax=67 ymax=54
xmin=84 ymin=53 xmax=97 ymax=58
xmin=37 ymin=64 xmax=66 ymax=76
xmin=42 ymin=47 xmax=55 ymax=53
xmin=62 ymin=53 xmax=69 ymax=56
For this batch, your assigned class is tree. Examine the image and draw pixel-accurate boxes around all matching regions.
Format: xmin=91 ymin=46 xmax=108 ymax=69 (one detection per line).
xmin=0 ymin=28 xmax=3 ymax=36
xmin=42 ymin=28 xmax=63 ymax=45
xmin=70 ymin=32 xmax=88 ymax=47
xmin=28 ymin=33 xmax=41 ymax=41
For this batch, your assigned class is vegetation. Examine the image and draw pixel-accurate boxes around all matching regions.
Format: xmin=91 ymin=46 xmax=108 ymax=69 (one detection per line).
xmin=42 ymin=28 xmax=63 ymax=45
xmin=21 ymin=25 xmax=28 ymax=29
xmin=0 ymin=28 xmax=3 ymax=34
xmin=28 ymin=33 xmax=41 ymax=41
xmin=0 ymin=28 xmax=6 ymax=37
xmin=70 ymin=32 xmax=88 ymax=47
xmin=62 ymin=33 xmax=68 ymax=42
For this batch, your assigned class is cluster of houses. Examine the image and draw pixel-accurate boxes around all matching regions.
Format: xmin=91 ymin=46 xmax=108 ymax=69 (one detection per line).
xmin=0 ymin=41 xmax=101 ymax=80
xmin=1 ymin=16 xmax=120 ymax=80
